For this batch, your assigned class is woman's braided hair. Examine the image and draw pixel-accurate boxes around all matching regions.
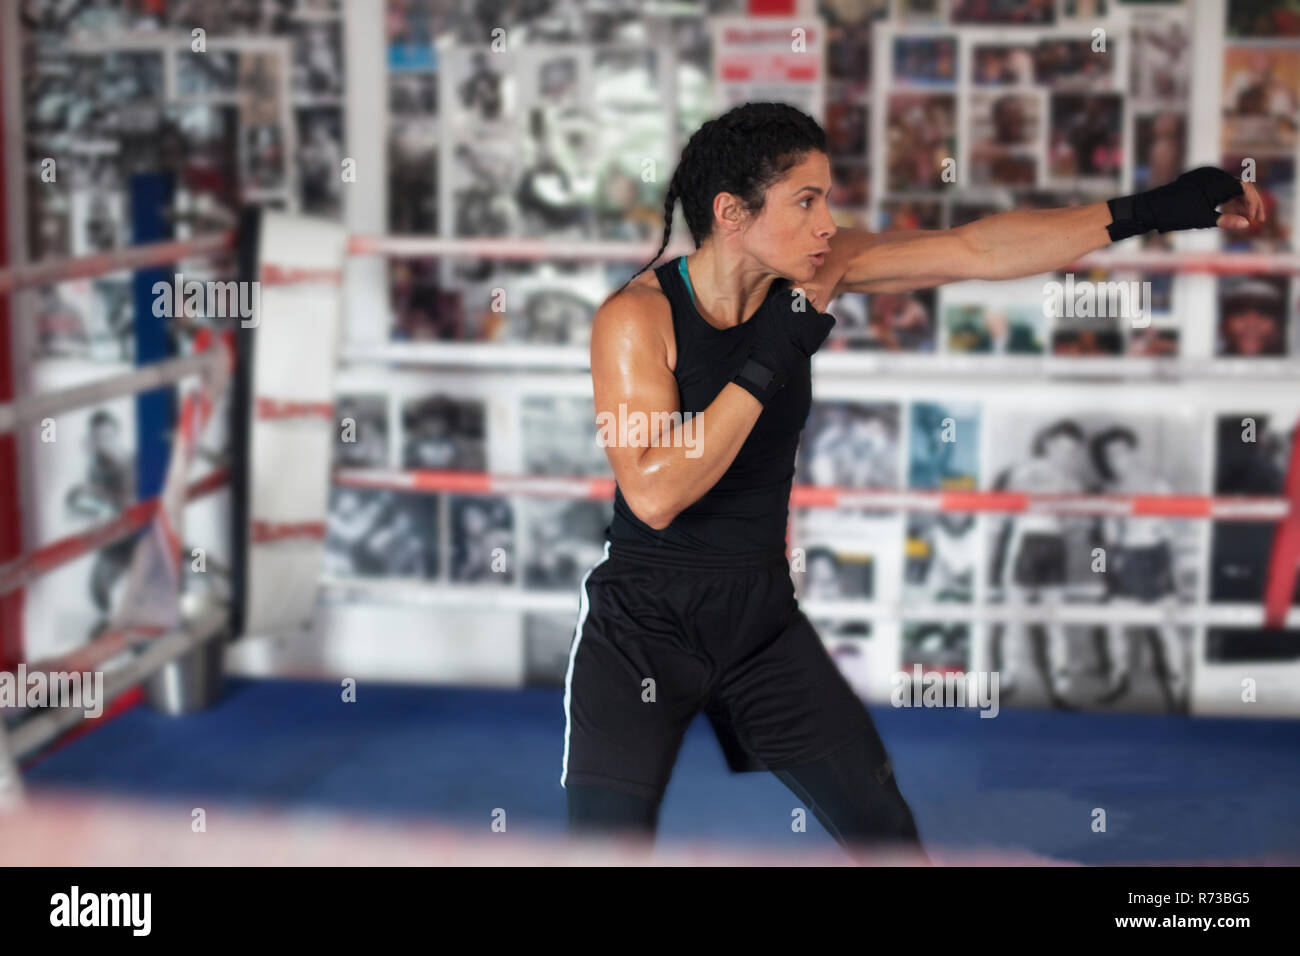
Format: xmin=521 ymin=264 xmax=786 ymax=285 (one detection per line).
xmin=616 ymin=102 xmax=827 ymax=295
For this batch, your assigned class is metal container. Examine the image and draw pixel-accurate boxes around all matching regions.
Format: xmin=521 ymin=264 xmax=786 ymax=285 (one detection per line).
xmin=143 ymin=636 xmax=226 ymax=716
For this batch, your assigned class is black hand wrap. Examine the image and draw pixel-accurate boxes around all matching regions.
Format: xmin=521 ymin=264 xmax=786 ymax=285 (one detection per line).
xmin=1106 ymin=166 xmax=1244 ymax=241
xmin=730 ymin=282 xmax=836 ymax=406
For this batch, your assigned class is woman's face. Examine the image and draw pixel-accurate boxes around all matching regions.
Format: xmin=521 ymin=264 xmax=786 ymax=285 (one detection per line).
xmin=736 ymin=150 xmax=838 ymax=284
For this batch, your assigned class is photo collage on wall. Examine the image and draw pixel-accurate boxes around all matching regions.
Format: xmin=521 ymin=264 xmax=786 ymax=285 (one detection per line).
xmin=325 ymin=388 xmax=613 ymax=601
xmin=787 ymin=390 xmax=1300 ymax=715
xmin=1218 ymin=8 xmax=1300 ymax=357
xmin=18 ymin=2 xmax=348 ymax=659
xmin=384 ymin=0 xmax=750 ymax=343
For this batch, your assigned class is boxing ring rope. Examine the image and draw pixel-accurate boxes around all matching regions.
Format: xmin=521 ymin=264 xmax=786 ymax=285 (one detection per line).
xmin=335 ymin=467 xmax=1289 ymax=521
xmin=0 ymin=469 xmax=228 ymax=598
xmin=0 ymin=232 xmax=238 ymax=802
xmin=0 ymin=231 xmax=236 ymax=296
xmin=4 ymin=599 xmax=229 ymax=764
xmin=347 ymin=233 xmax=1300 ymax=274
xmin=332 ymin=466 xmax=1300 ymax=629
xmin=0 ymin=350 xmax=227 ymax=435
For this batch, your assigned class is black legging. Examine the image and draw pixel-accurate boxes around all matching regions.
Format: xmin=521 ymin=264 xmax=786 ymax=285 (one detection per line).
xmin=567 ymin=731 xmax=927 ymax=864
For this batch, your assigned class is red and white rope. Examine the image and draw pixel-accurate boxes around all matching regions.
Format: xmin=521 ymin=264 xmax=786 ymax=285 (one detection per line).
xmin=334 ymin=468 xmax=1289 ymax=521
xmin=0 ymin=470 xmax=228 ymax=598
xmin=0 ymin=232 xmax=235 ymax=295
xmin=0 ymin=351 xmax=227 ymax=435
xmin=347 ymin=234 xmax=1300 ymax=274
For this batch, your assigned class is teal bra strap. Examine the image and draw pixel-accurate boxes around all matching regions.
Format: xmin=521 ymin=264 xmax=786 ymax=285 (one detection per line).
xmin=677 ymin=255 xmax=696 ymax=308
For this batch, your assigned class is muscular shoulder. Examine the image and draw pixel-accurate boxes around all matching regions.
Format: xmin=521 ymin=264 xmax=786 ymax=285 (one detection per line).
xmin=591 ymin=270 xmax=675 ymax=368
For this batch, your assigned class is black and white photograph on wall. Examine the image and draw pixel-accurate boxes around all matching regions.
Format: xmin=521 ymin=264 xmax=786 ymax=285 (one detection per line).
xmin=505 ymin=265 xmax=604 ymax=346
xmin=33 ymin=283 xmax=91 ymax=359
xmin=798 ymin=401 xmax=900 ymax=490
xmin=24 ymin=183 xmax=71 ymax=262
xmin=390 ymin=72 xmax=438 ymax=118
xmin=804 ymin=545 xmax=871 ymax=601
xmin=450 ymin=139 xmax=518 ymax=238
xmin=295 ymin=106 xmax=343 ymax=216
xmin=324 ymin=488 xmax=439 ymax=579
xmin=1129 ymin=9 xmax=1190 ymax=105
xmin=401 ymin=394 xmax=486 ymax=471
xmin=162 ymin=0 xmax=263 ymax=34
xmin=388 ymin=119 xmax=438 ymax=234
xmin=451 ymin=50 xmax=510 ymax=126
xmin=69 ymin=189 xmax=124 ymax=256
xmin=995 ymin=621 xmax=1193 ymax=713
xmin=448 ymin=496 xmax=516 ymax=584
xmin=79 ymin=51 xmax=165 ymax=140
xmin=821 ymin=293 xmax=870 ymax=349
xmin=902 ymin=623 xmax=970 ymax=674
xmin=20 ymin=384 xmax=137 ymax=656
xmin=515 ymin=104 xmax=598 ymax=240
xmin=524 ymin=612 xmax=578 ymax=687
xmin=1047 ymin=93 xmax=1121 ymax=186
xmin=334 ymin=395 xmax=389 ymax=469
xmin=521 ymin=396 xmax=612 ymax=477
xmin=594 ymin=48 xmax=671 ymax=241
xmin=968 ymin=91 xmax=1042 ymax=187
xmin=666 ymin=15 xmax=715 ymax=138
xmin=944 ymin=303 xmax=1047 ymax=354
xmin=817 ymin=618 xmax=878 ymax=701
xmin=1216 ymin=276 xmax=1292 ymax=357
xmin=988 ymin=412 xmax=1203 ymax=602
xmin=792 ymin=509 xmax=892 ymax=602
xmin=521 ymin=499 xmax=608 ymax=591
xmin=985 ymin=411 xmax=1203 ymax=710
xmin=178 ymin=50 xmax=241 ymax=100
xmin=886 ymin=93 xmax=956 ymax=191
xmin=64 ymin=407 xmax=136 ymax=637
xmin=293 ymin=19 xmax=344 ymax=98
xmin=88 ymin=278 xmax=135 ymax=362
xmin=905 ymin=514 xmax=979 ymax=604
xmin=1210 ymin=409 xmax=1300 ymax=604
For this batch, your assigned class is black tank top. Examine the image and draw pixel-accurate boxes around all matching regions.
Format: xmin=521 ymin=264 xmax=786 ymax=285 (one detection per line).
xmin=606 ymin=256 xmax=812 ymax=556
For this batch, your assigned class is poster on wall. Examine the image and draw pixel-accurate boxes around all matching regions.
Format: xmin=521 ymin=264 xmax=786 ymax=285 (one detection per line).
xmin=982 ymin=407 xmax=1206 ymax=714
xmin=713 ymin=18 xmax=826 ymax=121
